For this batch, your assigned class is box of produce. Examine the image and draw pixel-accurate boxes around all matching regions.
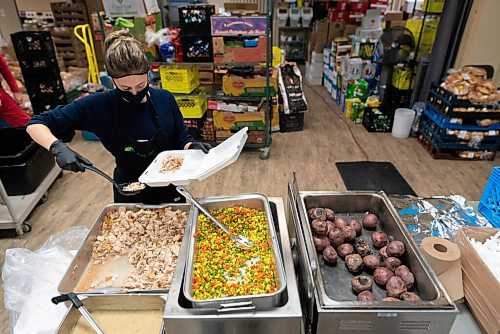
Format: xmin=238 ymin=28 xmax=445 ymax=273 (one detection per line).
xmin=216 ymin=129 xmax=265 ymax=144
xmin=455 ymin=227 xmax=500 ymax=334
xmin=183 ymin=194 xmax=286 ymax=309
xmin=212 ymin=36 xmax=267 ymax=64
xmin=211 ymin=15 xmax=267 ymax=36
xmin=213 ymin=109 xmax=265 ymax=131
xmin=222 ymin=68 xmax=277 ymax=97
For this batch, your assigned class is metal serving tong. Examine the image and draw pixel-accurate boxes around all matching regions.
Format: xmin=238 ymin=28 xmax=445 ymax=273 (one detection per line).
xmin=81 ymin=163 xmax=145 ymax=196
xmin=52 ymin=293 xmax=104 ymax=334
xmin=176 ymin=186 xmax=254 ymax=251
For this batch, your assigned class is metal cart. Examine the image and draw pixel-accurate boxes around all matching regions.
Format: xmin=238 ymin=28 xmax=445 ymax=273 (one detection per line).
xmin=0 ymin=163 xmax=61 ymax=235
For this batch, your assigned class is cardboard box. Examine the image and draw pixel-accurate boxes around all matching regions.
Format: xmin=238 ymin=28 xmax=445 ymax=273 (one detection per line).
xmin=388 ymin=20 xmax=407 ymax=28
xmin=356 ymin=27 xmax=383 ymax=40
xmin=385 ymin=11 xmax=404 ymax=22
xmin=343 ymin=24 xmax=357 ymax=37
xmin=361 ymin=9 xmax=382 ymax=29
xmin=455 ymin=227 xmax=500 ymax=334
xmin=211 ymin=16 xmax=266 ymax=36
xmin=222 ymin=70 xmax=278 ymax=97
xmin=15 ymin=0 xmax=51 ymax=12
xmin=213 ymin=110 xmax=266 ymax=131
xmin=328 ymin=21 xmax=346 ymax=42
xmin=349 ymin=1 xmax=369 ymax=12
xmin=331 ymin=10 xmax=349 ymax=23
xmin=102 ymin=0 xmax=160 ymax=18
xmin=336 ymin=0 xmax=349 ymax=11
xmin=212 ymin=36 xmax=267 ymax=64
xmin=216 ymin=129 xmax=265 ymax=144
xmin=224 ymin=3 xmax=258 ymax=15
xmin=316 ymin=19 xmax=330 ymax=36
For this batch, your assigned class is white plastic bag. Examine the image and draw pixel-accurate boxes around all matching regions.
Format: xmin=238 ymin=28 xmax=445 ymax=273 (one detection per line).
xmin=2 ymin=226 xmax=89 ymax=334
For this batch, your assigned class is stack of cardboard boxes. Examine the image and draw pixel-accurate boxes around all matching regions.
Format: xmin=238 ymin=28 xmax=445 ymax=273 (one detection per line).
xmin=321 ymin=7 xmax=388 ymax=125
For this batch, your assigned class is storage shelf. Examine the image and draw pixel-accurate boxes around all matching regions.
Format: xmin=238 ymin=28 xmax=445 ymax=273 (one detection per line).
xmin=150 ymin=61 xmax=266 ymax=67
xmin=278 ymin=26 xmax=310 ymax=30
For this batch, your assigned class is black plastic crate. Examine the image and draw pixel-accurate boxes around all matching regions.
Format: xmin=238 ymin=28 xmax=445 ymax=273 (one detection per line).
xmin=0 ymin=128 xmax=38 ymax=166
xmin=11 ymin=31 xmax=55 ymax=57
xmin=24 ymin=76 xmax=66 ymax=101
xmin=179 ymin=5 xmax=215 ymax=36
xmin=279 ymin=111 xmax=304 ymax=132
xmin=0 ymin=145 xmax=55 ymax=196
xmin=362 ymin=106 xmax=393 ymax=132
xmin=181 ymin=35 xmax=213 ymax=63
xmin=418 ymin=115 xmax=500 ymax=151
xmin=18 ymin=56 xmax=59 ymax=73
xmin=428 ymin=82 xmax=500 ymax=119
xmin=31 ymin=96 xmax=67 ymax=114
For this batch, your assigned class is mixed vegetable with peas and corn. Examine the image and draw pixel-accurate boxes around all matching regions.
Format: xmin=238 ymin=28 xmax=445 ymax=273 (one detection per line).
xmin=192 ymin=207 xmax=278 ymax=300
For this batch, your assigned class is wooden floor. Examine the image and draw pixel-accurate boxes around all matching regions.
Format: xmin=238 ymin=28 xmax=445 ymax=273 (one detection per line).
xmin=0 ymin=84 xmax=497 ymax=328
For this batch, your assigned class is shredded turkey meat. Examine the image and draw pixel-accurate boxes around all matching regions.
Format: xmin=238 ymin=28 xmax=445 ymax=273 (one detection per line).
xmin=91 ymin=206 xmax=187 ymax=290
xmin=160 ymin=155 xmax=184 ymax=173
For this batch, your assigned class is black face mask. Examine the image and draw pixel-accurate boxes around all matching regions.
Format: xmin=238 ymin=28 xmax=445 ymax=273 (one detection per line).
xmin=115 ymin=83 xmax=149 ymax=106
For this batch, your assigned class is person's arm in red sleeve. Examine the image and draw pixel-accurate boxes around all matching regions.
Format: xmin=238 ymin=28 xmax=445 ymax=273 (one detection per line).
xmin=0 ymin=53 xmax=19 ymax=94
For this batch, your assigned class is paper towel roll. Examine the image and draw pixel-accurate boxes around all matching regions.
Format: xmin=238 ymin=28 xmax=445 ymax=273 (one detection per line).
xmin=420 ymin=237 xmax=464 ymax=301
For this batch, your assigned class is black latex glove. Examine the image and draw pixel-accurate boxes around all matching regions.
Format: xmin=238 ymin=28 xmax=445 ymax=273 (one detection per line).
xmin=189 ymin=141 xmax=213 ymax=154
xmin=49 ymin=140 xmax=91 ymax=172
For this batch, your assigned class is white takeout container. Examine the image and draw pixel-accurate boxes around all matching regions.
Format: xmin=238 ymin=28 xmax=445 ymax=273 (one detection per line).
xmin=139 ymin=127 xmax=248 ymax=187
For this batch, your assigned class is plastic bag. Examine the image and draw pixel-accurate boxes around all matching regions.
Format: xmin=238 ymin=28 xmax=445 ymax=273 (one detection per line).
xmin=2 ymin=226 xmax=89 ymax=334
xmin=278 ymin=64 xmax=308 ymax=114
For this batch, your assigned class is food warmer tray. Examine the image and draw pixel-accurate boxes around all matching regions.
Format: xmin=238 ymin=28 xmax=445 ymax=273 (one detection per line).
xmin=164 ymin=197 xmax=303 ymax=334
xmin=183 ymin=193 xmax=287 ymax=309
xmin=288 ymin=175 xmax=458 ymax=334
xmin=56 ymin=295 xmax=165 ymax=333
xmin=58 ymin=203 xmax=191 ymax=295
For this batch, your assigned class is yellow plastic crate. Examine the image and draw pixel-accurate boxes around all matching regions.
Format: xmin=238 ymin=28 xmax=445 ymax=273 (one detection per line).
xmin=175 ymin=91 xmax=207 ymax=118
xmin=160 ymin=65 xmax=200 ymax=94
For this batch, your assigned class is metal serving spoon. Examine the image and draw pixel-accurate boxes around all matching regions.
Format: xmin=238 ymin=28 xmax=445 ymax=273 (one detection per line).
xmin=81 ymin=163 xmax=145 ymax=196
xmin=176 ymin=186 xmax=254 ymax=251
xmin=52 ymin=293 xmax=104 ymax=334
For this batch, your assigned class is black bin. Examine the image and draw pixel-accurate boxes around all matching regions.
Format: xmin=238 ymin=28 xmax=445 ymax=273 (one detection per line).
xmin=179 ymin=5 xmax=215 ymax=36
xmin=0 ymin=128 xmax=55 ymax=196
xmin=0 ymin=128 xmax=38 ymax=165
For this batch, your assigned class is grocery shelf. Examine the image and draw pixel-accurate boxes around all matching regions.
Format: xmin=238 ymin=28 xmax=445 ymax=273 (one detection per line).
xmin=278 ymin=26 xmax=310 ymax=30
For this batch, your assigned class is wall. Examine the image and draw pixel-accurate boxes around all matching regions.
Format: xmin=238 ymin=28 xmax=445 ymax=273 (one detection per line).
xmin=0 ymin=0 xmax=21 ymax=44
xmin=454 ymin=0 xmax=500 ymax=84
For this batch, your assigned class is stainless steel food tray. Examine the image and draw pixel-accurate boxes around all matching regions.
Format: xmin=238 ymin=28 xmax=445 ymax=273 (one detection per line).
xmin=56 ymin=295 xmax=165 ymax=333
xmin=288 ymin=176 xmax=458 ymax=333
xmin=298 ymin=191 xmax=453 ymax=309
xmin=58 ymin=203 xmax=191 ymax=295
xmin=183 ymin=193 xmax=287 ymax=309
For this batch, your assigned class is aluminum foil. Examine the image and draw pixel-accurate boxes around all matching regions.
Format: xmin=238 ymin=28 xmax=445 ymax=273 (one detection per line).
xmin=389 ymin=195 xmax=490 ymax=245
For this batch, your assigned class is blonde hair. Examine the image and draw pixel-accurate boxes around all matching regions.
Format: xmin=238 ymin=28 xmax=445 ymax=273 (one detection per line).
xmin=104 ymin=30 xmax=149 ymax=78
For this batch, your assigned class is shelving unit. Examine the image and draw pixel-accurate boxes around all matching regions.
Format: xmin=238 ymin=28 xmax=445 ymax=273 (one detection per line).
xmin=403 ymin=0 xmax=443 ymax=106
xmin=0 ymin=164 xmax=61 ymax=235
xmin=154 ymin=1 xmax=274 ymax=159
